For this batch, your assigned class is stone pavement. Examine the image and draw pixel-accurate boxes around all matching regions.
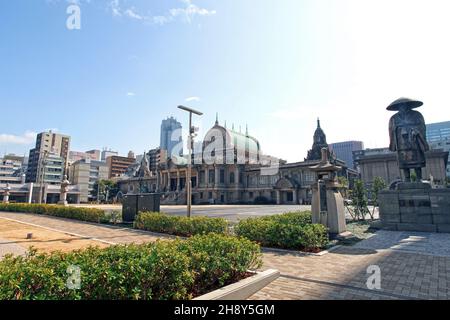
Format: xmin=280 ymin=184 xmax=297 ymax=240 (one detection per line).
xmin=1 ymin=211 xmax=449 ymax=300
xmin=250 ymin=232 xmax=450 ymax=300
xmin=0 ymin=237 xmax=27 ymax=259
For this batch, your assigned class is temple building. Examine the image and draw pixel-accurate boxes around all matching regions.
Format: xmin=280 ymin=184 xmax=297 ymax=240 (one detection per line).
xmin=118 ymin=118 xmax=358 ymax=205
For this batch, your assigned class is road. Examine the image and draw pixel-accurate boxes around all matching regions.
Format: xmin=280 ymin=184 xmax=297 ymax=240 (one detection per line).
xmin=70 ymin=204 xmax=379 ymax=222
xmin=70 ymin=204 xmax=309 ymax=222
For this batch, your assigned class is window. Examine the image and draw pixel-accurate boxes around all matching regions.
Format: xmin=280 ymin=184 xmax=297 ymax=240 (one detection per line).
xmin=208 ymin=192 xmax=213 ymax=199
xmin=209 ymin=170 xmax=215 ymax=183
xmin=249 ymin=192 xmax=254 ymax=198
xmin=230 ymin=172 xmax=235 ymax=184
xmin=220 ymin=169 xmax=225 ymax=184
xmin=199 ymin=170 xmax=205 ymax=184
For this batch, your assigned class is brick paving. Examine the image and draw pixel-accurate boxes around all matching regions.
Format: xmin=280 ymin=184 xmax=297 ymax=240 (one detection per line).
xmin=0 ymin=212 xmax=172 ymax=246
xmin=1 ymin=211 xmax=449 ymax=300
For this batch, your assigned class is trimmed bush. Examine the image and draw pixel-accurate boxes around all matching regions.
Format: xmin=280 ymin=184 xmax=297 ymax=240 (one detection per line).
xmin=235 ymin=211 xmax=329 ymax=251
xmin=0 ymin=234 xmax=261 ymax=300
xmin=0 ymin=203 xmax=108 ymax=223
xmin=134 ymin=212 xmax=228 ymax=237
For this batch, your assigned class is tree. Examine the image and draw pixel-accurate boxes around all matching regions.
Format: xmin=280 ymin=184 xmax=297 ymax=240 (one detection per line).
xmin=370 ymin=177 xmax=387 ymax=221
xmin=92 ymin=180 xmax=119 ymax=203
xmin=337 ymin=176 xmax=349 ymax=199
xmin=349 ymin=179 xmax=369 ymax=221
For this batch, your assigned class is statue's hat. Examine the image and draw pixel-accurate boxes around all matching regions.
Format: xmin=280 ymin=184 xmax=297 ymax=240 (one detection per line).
xmin=387 ymin=98 xmax=423 ymax=111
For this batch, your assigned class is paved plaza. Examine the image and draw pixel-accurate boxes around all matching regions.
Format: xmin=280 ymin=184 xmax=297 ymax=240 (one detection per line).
xmin=0 ymin=211 xmax=447 ymax=300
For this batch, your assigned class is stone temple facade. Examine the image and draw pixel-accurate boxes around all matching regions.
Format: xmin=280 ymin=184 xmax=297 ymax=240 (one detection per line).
xmin=118 ymin=119 xmax=358 ymax=205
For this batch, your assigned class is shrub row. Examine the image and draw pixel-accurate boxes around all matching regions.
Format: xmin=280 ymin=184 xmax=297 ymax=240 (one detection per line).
xmin=134 ymin=212 xmax=228 ymax=237
xmin=0 ymin=203 xmax=108 ymax=223
xmin=0 ymin=234 xmax=262 ymax=300
xmin=235 ymin=211 xmax=329 ymax=251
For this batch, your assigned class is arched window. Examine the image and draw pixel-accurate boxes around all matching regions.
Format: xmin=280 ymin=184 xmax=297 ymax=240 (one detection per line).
xmin=230 ymin=172 xmax=235 ymax=184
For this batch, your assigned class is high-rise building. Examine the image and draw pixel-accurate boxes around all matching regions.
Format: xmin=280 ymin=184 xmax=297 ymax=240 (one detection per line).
xmin=426 ymin=121 xmax=450 ymax=144
xmin=106 ymin=155 xmax=136 ymax=178
xmin=101 ymin=148 xmax=119 ymax=161
xmin=330 ymin=141 xmax=364 ymax=169
xmin=148 ymin=148 xmax=162 ymax=173
xmin=427 ymin=121 xmax=450 ymax=178
xmin=160 ymin=117 xmax=183 ymax=159
xmin=26 ymin=131 xmax=70 ymax=183
xmin=70 ymin=159 xmax=109 ymax=203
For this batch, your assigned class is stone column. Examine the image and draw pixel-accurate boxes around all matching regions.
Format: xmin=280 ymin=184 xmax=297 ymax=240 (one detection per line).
xmin=3 ymin=184 xmax=11 ymax=204
xmin=293 ymin=190 xmax=297 ymax=204
xmin=276 ymin=190 xmax=281 ymax=205
xmin=176 ymin=171 xmax=180 ymax=192
xmin=215 ymin=166 xmax=220 ymax=187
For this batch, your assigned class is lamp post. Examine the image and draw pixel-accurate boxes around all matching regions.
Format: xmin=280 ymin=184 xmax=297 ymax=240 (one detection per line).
xmin=178 ymin=105 xmax=203 ymax=218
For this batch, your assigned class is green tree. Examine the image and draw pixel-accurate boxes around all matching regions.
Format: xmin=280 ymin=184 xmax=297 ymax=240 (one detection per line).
xmin=350 ymin=179 xmax=369 ymax=221
xmin=370 ymin=177 xmax=387 ymax=221
xmin=93 ymin=180 xmax=119 ymax=203
xmin=337 ymin=176 xmax=349 ymax=199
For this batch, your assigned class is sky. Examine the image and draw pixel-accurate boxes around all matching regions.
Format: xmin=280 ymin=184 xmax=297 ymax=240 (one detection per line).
xmin=1 ymin=0 xmax=450 ymax=162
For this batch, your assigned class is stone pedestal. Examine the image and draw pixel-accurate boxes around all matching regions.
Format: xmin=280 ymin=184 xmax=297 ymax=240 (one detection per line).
xmin=379 ymin=183 xmax=450 ymax=233
xmin=122 ymin=193 xmax=161 ymax=222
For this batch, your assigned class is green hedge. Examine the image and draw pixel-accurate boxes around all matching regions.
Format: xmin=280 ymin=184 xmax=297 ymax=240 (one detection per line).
xmin=0 ymin=234 xmax=262 ymax=300
xmin=0 ymin=203 xmax=108 ymax=223
xmin=235 ymin=211 xmax=329 ymax=251
xmin=134 ymin=212 xmax=228 ymax=237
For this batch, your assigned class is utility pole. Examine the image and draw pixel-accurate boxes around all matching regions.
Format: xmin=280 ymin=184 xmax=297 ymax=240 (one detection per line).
xmin=38 ymin=150 xmax=48 ymax=204
xmin=177 ymin=105 xmax=203 ymax=218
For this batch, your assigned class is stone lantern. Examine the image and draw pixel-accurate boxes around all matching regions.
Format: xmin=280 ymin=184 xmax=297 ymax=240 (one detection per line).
xmin=309 ymin=148 xmax=347 ymax=236
xmin=3 ymin=183 xmax=11 ymax=204
xmin=58 ymin=175 xmax=70 ymax=206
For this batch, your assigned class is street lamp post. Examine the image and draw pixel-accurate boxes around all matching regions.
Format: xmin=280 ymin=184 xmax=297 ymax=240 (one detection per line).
xmin=178 ymin=105 xmax=203 ymax=218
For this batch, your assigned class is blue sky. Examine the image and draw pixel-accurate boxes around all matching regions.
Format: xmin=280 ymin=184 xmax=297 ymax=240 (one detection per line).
xmin=1 ymin=0 xmax=450 ymax=162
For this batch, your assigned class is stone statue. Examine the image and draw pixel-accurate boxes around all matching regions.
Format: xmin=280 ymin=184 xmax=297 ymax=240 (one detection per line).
xmin=387 ymin=98 xmax=430 ymax=182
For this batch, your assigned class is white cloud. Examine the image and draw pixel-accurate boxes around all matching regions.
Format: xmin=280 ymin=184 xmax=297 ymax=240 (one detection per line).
xmin=0 ymin=131 xmax=37 ymax=145
xmin=127 ymin=92 xmax=136 ymax=96
xmin=124 ymin=7 xmax=143 ymax=20
xmin=185 ymin=96 xmax=200 ymax=102
xmin=107 ymin=0 xmax=216 ymax=25
xmin=109 ymin=0 xmax=121 ymax=17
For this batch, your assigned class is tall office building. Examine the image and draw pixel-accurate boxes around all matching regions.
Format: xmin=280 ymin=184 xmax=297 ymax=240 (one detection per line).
xmin=148 ymin=148 xmax=162 ymax=174
xmin=26 ymin=131 xmax=70 ymax=183
xmin=427 ymin=121 xmax=450 ymax=178
xmin=330 ymin=140 xmax=364 ymax=169
xmin=160 ymin=117 xmax=183 ymax=158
